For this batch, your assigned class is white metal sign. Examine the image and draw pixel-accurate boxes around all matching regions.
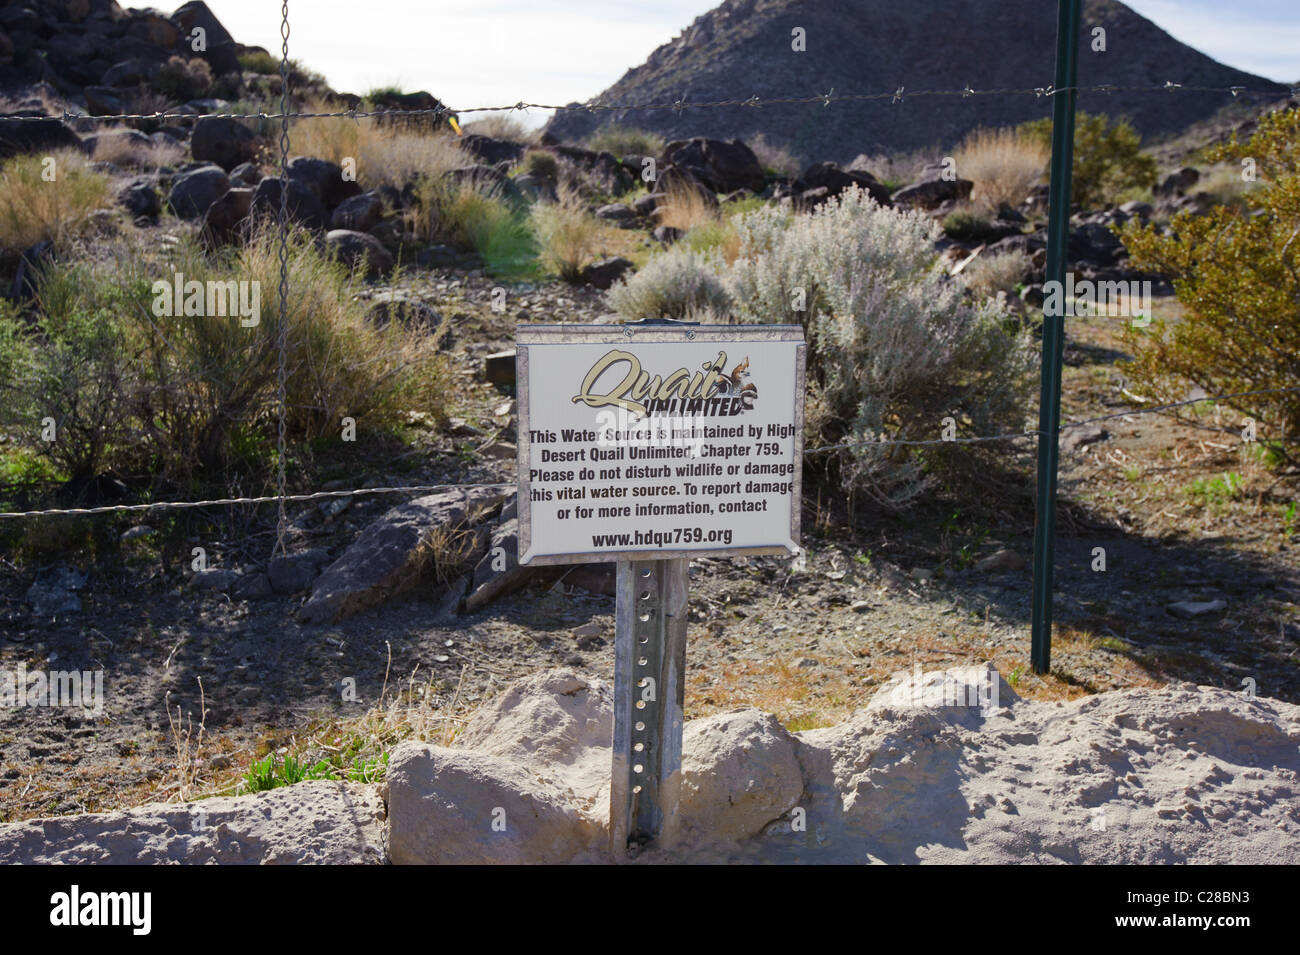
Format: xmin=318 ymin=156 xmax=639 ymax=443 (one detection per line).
xmin=517 ymin=323 xmax=805 ymax=565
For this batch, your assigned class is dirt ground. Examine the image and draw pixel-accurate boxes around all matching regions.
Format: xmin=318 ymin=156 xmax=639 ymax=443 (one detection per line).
xmin=2 ymin=280 xmax=1297 ymax=823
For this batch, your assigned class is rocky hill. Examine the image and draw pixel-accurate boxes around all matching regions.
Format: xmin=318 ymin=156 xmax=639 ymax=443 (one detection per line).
xmin=544 ymin=0 xmax=1288 ymax=161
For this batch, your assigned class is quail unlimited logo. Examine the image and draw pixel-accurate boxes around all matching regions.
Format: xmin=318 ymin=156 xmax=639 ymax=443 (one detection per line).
xmin=571 ymin=349 xmax=759 ymax=418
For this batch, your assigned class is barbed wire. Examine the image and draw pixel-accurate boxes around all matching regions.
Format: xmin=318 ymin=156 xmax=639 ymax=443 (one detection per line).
xmin=2 ymin=383 xmax=1295 ymax=520
xmin=9 ymin=82 xmax=1292 ymax=128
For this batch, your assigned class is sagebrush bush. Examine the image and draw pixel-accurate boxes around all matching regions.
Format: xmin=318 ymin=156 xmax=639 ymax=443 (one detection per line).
xmin=0 ymin=150 xmax=113 ymax=253
xmin=0 ymin=228 xmax=451 ymax=486
xmin=1120 ymin=107 xmax=1300 ymax=467
xmin=607 ymin=244 xmax=731 ymax=320
xmin=585 ymin=125 xmax=665 ymax=157
xmin=961 ymin=250 xmax=1032 ymax=302
xmin=724 ymin=187 xmax=1033 ymax=506
xmin=952 ymin=126 xmax=1049 ymax=214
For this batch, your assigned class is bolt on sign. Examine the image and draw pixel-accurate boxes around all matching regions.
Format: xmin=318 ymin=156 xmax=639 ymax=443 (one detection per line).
xmin=516 ymin=321 xmax=805 ymax=858
xmin=516 ymin=323 xmax=806 ymax=565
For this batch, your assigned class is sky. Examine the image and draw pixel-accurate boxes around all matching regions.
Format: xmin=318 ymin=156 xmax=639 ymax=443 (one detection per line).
xmin=203 ymin=0 xmax=1298 ymax=127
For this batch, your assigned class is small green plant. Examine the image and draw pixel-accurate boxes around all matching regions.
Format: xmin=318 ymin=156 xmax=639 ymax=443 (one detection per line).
xmin=1186 ymin=471 xmax=1245 ymax=508
xmin=585 ymin=125 xmax=665 ymax=157
xmin=1123 ymin=466 xmax=1142 ymax=483
xmin=941 ymin=210 xmax=995 ymax=242
xmin=853 ymin=550 xmax=872 ymax=566
xmin=1008 ymin=665 xmax=1024 ymax=688
xmin=1282 ymin=501 xmax=1297 ymax=537
xmin=238 ymin=50 xmax=279 ymax=75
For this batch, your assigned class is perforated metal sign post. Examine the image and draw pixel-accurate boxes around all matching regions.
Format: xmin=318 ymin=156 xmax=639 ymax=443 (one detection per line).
xmin=516 ymin=320 xmax=805 ymax=857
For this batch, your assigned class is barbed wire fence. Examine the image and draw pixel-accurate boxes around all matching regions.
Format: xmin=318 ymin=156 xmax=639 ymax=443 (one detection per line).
xmin=0 ymin=2 xmax=1295 ymax=589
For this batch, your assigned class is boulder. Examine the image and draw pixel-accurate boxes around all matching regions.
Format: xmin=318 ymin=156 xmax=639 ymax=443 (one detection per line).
xmin=578 ymin=256 xmax=634 ymax=290
xmin=594 ymin=202 xmax=635 ymax=222
xmin=125 ymin=11 xmax=180 ymax=47
xmin=324 ymin=229 xmax=394 ymax=278
xmin=267 ymin=548 xmax=332 ymax=596
xmin=100 ymin=57 xmax=150 ymax=86
xmin=678 ymin=709 xmax=804 ymax=846
xmin=229 ymin=162 xmax=262 ymax=187
xmin=632 ymin=192 xmax=667 ymax=216
xmin=297 ymin=486 xmax=507 ymax=624
xmin=651 ymin=225 xmax=683 ymax=245
xmin=171 ymin=1 xmax=236 ymax=48
xmin=118 ymin=178 xmax=160 ymax=219
xmin=891 ymin=174 xmax=974 ymax=210
xmin=166 ymin=164 xmax=229 ymax=219
xmin=286 ymin=155 xmax=362 ymax=209
xmin=799 ymin=161 xmax=893 ymax=206
xmin=460 ymin=133 xmax=526 ymax=166
xmin=1156 ymin=166 xmax=1199 ymax=197
xmin=662 ymin=137 xmax=765 ymax=193
xmin=330 ymin=191 xmax=384 ymax=232
xmin=464 ymin=518 xmax=534 ymax=613
xmin=191 ymin=116 xmax=258 ymax=171
xmin=200 ymin=185 xmax=252 ymax=243
xmin=249 ymin=176 xmax=328 ymax=230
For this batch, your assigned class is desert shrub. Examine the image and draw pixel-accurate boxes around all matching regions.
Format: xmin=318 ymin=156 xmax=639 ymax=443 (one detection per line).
xmin=438 ymin=182 xmax=535 ymax=274
xmin=92 ymin=130 xmax=184 ymax=168
xmin=654 ymin=184 xmax=720 ymax=232
xmin=153 ymin=55 xmax=214 ymax=100
xmin=607 ymin=244 xmax=731 ymax=320
xmin=941 ymin=209 xmax=995 ymax=242
xmin=961 ymin=250 xmax=1032 ymax=302
xmin=585 ymin=125 xmax=665 ymax=157
xmin=1120 ymin=107 xmax=1300 ymax=467
xmin=747 ymin=134 xmax=800 ymax=178
xmin=724 ymin=187 xmax=1033 ymax=506
xmin=1196 ymin=161 xmax=1265 ymax=211
xmin=238 ymin=50 xmax=279 ymax=75
xmin=953 ymin=126 xmax=1049 ymax=213
xmin=0 ymin=149 xmax=112 ymax=253
xmin=290 ymin=97 xmax=469 ymax=189
xmin=1020 ymin=111 xmax=1157 ymax=209
xmin=461 ymin=114 xmax=535 ymax=143
xmin=0 ymin=229 xmax=450 ymax=487
xmin=518 ymin=149 xmax=559 ymax=181
xmin=530 ymin=182 xmax=603 ymax=282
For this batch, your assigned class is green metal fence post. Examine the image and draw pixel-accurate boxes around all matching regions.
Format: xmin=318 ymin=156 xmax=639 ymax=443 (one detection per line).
xmin=1031 ymin=0 xmax=1083 ymax=675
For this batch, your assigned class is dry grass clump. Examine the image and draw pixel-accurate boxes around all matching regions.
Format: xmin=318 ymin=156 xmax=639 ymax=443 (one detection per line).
xmin=654 ymin=183 xmax=721 ymax=232
xmin=747 ymin=133 xmax=800 ymax=178
xmin=530 ymin=181 xmax=606 ymax=282
xmin=460 ymin=113 xmax=536 ymax=143
xmin=290 ymin=96 xmax=470 ymax=190
xmin=585 ymin=125 xmax=665 ymax=157
xmin=91 ymin=130 xmax=185 ymax=168
xmin=953 ymin=126 xmax=1049 ymax=213
xmin=0 ymin=149 xmax=113 ymax=253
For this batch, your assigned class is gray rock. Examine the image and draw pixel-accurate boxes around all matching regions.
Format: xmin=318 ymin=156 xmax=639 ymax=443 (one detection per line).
xmin=286 ymin=156 xmax=362 ymax=209
xmin=975 ymin=549 xmax=1025 ymax=573
xmin=892 ymin=174 xmax=974 ymax=210
xmin=24 ymin=567 xmax=87 ymax=617
xmin=231 ymin=573 xmax=273 ymax=600
xmin=166 ymin=164 xmax=229 ymax=219
xmin=464 ymin=518 xmax=534 ymax=613
xmin=200 ymin=186 xmax=253 ymax=243
xmin=633 ymin=192 xmax=668 ymax=216
xmin=0 ymin=116 xmax=82 ymax=161
xmin=118 ymin=178 xmax=159 ymax=218
xmin=229 ymin=162 xmax=262 ymax=187
xmin=298 ymin=486 xmax=507 ymax=624
xmin=594 ymin=202 xmax=636 ymax=222
xmin=268 ymin=553 xmax=323 ymax=595
xmin=324 ymin=229 xmax=394 ymax=278
xmin=0 ymin=782 xmax=385 ymax=864
xmin=331 ymin=191 xmax=384 ymax=232
xmin=1166 ymin=599 xmax=1228 ymax=619
xmin=191 ymin=116 xmax=258 ymax=171
xmin=191 ymin=568 xmax=239 ymax=592
xmin=250 ymin=177 xmax=328 ymax=230
xmin=1063 ymin=424 xmax=1108 ymax=451
xmin=578 ymin=256 xmax=634 ymax=290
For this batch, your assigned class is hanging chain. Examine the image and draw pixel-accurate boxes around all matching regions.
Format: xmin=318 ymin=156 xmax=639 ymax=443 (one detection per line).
xmin=274 ymin=1 xmax=291 ymax=559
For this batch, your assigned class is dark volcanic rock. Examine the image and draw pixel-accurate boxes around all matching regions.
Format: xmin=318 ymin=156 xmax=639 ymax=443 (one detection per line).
xmin=662 ymin=137 xmax=765 ymax=193
xmin=191 ymin=116 xmax=258 ymax=171
xmin=166 ymin=164 xmax=229 ymax=219
xmin=0 ymin=116 xmax=82 ymax=159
